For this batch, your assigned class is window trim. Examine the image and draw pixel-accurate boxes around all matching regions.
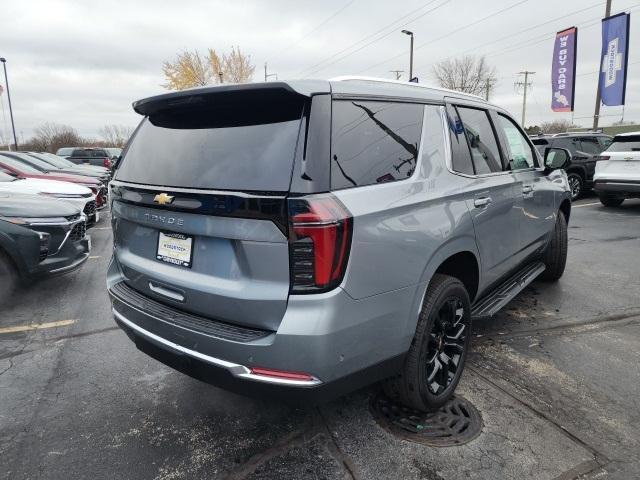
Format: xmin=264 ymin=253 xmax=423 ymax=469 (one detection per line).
xmin=443 ymin=103 xmax=515 ymax=179
xmin=455 ymin=105 xmax=505 ymax=174
xmin=329 ymin=98 xmax=431 ymax=191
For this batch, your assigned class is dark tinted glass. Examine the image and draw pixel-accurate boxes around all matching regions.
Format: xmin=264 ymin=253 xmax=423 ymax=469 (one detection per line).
xmin=445 ymin=105 xmax=474 ymax=175
xmin=115 ymin=102 xmax=304 ymax=192
xmin=550 ymin=138 xmax=575 ymax=152
xmin=578 ymin=137 xmax=603 ymax=155
xmin=606 ymin=136 xmax=640 ymax=152
xmin=457 ymin=107 xmax=502 ymax=174
xmin=331 ymin=100 xmax=423 ymax=189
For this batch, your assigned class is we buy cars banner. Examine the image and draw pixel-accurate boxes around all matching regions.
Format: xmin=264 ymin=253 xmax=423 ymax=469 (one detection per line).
xmin=599 ymin=13 xmax=631 ymax=106
xmin=551 ymin=27 xmax=577 ymax=112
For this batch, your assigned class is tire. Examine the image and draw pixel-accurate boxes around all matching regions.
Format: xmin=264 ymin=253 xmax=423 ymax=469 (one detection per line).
xmin=567 ymin=172 xmax=584 ymax=201
xmin=383 ymin=274 xmax=472 ymax=412
xmin=540 ymin=210 xmax=567 ymax=281
xmin=599 ymin=194 xmax=624 ymax=208
xmin=0 ymin=252 xmax=18 ymax=306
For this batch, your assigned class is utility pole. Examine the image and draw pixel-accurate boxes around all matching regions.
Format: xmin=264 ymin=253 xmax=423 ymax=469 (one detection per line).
xmin=515 ymin=71 xmax=535 ymax=127
xmin=0 ymin=58 xmax=18 ymax=151
xmin=264 ymin=62 xmax=277 ymax=82
xmin=593 ymin=0 xmax=613 ymax=129
xmin=484 ymin=78 xmax=491 ymax=101
xmin=389 ymin=70 xmax=404 ymax=80
xmin=218 ymin=72 xmax=224 ymax=83
xmin=401 ymin=30 xmax=414 ymax=80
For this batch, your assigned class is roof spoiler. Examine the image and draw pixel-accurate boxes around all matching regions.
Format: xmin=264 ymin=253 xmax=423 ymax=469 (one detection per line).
xmin=132 ymin=80 xmax=331 ymax=116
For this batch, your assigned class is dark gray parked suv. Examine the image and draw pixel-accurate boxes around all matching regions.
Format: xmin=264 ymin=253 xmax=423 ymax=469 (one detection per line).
xmin=107 ymin=78 xmax=571 ymax=411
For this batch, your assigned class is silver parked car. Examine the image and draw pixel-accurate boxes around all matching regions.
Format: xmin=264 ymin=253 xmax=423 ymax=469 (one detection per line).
xmin=107 ymin=78 xmax=572 ymax=411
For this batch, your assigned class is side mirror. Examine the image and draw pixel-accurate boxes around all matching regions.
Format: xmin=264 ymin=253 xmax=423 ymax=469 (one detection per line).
xmin=544 ymin=147 xmax=571 ymax=171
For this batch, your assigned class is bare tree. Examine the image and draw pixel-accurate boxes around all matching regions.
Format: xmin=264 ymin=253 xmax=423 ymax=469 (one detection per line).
xmin=26 ymin=122 xmax=82 ymax=153
xmin=432 ymin=55 xmax=497 ymax=98
xmin=539 ymin=119 xmax=577 ymax=134
xmin=162 ymin=47 xmax=255 ymax=90
xmin=98 ymin=124 xmax=135 ymax=147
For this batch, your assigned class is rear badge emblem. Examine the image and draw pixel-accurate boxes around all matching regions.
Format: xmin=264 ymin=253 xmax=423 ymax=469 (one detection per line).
xmin=153 ymin=193 xmax=174 ymax=205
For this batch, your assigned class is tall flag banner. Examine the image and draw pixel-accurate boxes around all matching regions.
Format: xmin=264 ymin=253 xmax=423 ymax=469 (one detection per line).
xmin=599 ymin=13 xmax=630 ymax=106
xmin=551 ymin=27 xmax=577 ymax=112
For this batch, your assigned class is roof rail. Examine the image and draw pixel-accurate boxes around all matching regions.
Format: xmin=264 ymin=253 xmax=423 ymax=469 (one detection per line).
xmin=329 ymin=76 xmax=485 ymax=100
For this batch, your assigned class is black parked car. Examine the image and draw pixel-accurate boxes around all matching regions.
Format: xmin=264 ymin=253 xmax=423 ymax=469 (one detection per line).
xmin=531 ymin=133 xmax=612 ymax=200
xmin=61 ymin=148 xmax=113 ymax=168
xmin=0 ymin=192 xmax=91 ymax=302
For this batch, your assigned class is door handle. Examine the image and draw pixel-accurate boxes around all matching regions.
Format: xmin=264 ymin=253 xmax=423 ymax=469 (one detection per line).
xmin=522 ymin=185 xmax=533 ymax=194
xmin=473 ymin=197 xmax=492 ymax=208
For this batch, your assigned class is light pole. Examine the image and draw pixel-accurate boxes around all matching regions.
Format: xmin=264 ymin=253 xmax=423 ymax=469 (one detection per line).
xmin=401 ymin=30 xmax=414 ymax=81
xmin=0 ymin=58 xmax=18 ymax=151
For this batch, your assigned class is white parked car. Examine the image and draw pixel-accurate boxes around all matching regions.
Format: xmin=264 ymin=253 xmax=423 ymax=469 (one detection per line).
xmin=594 ymin=132 xmax=640 ymax=207
xmin=0 ymin=171 xmax=97 ymax=220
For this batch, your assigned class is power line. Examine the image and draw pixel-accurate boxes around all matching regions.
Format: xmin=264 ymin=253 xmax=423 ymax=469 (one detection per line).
xmin=297 ymin=0 xmax=446 ymax=76
xmin=357 ymin=0 xmax=530 ymax=75
xmin=414 ymin=1 xmax=603 ymax=74
xmin=275 ymin=0 xmax=357 ymax=59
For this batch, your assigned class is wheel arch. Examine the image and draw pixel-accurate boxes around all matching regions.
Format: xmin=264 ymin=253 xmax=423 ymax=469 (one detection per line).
xmin=559 ymin=198 xmax=571 ymax=223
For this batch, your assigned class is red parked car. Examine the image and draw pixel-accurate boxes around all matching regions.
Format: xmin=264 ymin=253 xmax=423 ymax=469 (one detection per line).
xmin=0 ymin=152 xmax=106 ymax=210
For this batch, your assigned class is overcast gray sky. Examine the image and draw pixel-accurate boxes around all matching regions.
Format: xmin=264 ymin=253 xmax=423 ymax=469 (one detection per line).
xmin=1 ymin=0 xmax=638 ymax=142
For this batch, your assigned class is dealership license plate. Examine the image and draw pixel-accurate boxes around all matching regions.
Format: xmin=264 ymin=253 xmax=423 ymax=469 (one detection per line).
xmin=156 ymin=232 xmax=193 ymax=268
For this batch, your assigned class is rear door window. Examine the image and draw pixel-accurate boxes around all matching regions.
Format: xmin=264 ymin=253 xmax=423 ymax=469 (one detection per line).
xmin=456 ymin=106 xmax=503 ymax=174
xmin=331 ymin=100 xmax=424 ymax=189
xmin=446 ymin=105 xmax=474 ymax=175
xmin=577 ymin=137 xmax=603 ymax=155
xmin=116 ymin=100 xmax=305 ymax=192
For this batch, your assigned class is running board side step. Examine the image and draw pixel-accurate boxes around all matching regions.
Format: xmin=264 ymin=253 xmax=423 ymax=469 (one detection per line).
xmin=471 ymin=261 xmax=546 ymax=319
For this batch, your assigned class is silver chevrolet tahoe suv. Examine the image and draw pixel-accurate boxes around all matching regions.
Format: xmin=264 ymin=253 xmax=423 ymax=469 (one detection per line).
xmin=107 ymin=77 xmax=572 ymax=411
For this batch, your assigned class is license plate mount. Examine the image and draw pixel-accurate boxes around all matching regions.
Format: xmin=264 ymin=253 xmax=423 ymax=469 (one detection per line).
xmin=156 ymin=231 xmax=193 ymax=268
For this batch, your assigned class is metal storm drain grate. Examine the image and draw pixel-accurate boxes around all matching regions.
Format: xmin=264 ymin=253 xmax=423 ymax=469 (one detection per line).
xmin=370 ymin=392 xmax=483 ymax=447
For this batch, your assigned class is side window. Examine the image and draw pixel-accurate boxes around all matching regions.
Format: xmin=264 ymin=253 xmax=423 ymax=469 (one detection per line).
xmin=331 ymin=100 xmax=424 ymax=189
xmin=419 ymin=105 xmax=448 ymax=178
xmin=497 ymin=114 xmax=536 ymax=170
xmin=551 ymin=138 xmax=572 ymax=150
xmin=456 ymin=107 xmax=503 ymax=174
xmin=598 ymin=136 xmax=613 ymax=149
xmin=578 ymin=137 xmax=603 ymax=155
xmin=445 ymin=105 xmax=474 ymax=175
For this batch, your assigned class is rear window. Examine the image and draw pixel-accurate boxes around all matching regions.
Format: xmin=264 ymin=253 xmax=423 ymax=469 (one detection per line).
xmin=72 ymin=149 xmax=108 ymax=158
xmin=606 ymin=135 xmax=640 ymax=152
xmin=331 ymin=100 xmax=424 ymax=189
xmin=116 ymin=100 xmax=305 ymax=192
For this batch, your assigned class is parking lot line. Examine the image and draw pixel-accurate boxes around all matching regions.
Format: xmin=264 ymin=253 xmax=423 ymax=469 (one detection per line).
xmin=573 ymin=202 xmax=601 ymax=208
xmin=88 ymin=256 xmax=101 ymax=259
xmin=0 ymin=320 xmax=75 ymax=334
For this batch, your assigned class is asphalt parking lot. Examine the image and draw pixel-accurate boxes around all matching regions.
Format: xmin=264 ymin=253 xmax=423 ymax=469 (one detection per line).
xmin=1 ymin=196 xmax=639 ymax=480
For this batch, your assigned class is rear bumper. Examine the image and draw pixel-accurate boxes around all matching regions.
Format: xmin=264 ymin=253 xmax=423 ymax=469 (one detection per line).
xmin=107 ymin=259 xmax=416 ymax=402
xmin=594 ymin=179 xmax=640 ymax=196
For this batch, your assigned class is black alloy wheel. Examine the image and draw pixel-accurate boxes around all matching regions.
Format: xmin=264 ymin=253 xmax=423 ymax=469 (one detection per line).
xmin=567 ymin=173 xmax=583 ymax=201
xmin=425 ymin=297 xmax=467 ymax=395
xmin=383 ymin=274 xmax=472 ymax=412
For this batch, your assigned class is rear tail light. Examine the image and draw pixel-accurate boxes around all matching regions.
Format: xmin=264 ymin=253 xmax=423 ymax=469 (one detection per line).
xmin=594 ymin=155 xmax=610 ymax=161
xmin=102 ymin=157 xmax=110 ymax=168
xmin=288 ymin=194 xmax=352 ymax=293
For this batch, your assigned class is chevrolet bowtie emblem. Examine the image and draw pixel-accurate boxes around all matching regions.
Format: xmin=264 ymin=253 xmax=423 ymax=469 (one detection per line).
xmin=153 ymin=193 xmax=174 ymax=205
